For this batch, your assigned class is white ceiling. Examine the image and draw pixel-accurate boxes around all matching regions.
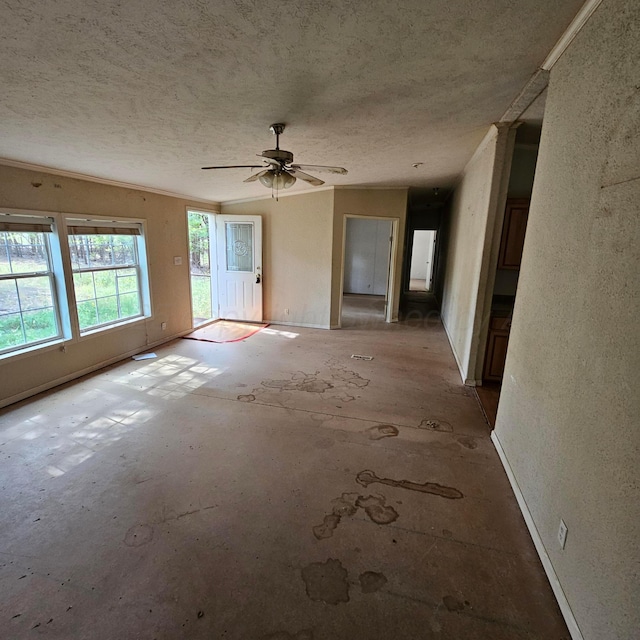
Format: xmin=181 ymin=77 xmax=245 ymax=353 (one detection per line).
xmin=0 ymin=1 xmax=585 ymax=203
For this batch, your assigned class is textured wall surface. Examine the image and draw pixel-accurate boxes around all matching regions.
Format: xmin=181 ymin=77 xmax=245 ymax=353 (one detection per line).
xmin=0 ymin=164 xmax=215 ymax=406
xmin=222 ymin=190 xmax=334 ymax=328
xmin=495 ymin=1 xmax=640 ymax=638
xmin=440 ymin=126 xmax=516 ymax=383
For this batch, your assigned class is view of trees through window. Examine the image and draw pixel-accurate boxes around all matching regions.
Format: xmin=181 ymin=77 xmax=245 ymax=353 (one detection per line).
xmin=188 ymin=213 xmax=212 ymax=323
xmin=0 ymin=231 xmax=59 ymax=352
xmin=68 ymin=233 xmax=141 ymax=330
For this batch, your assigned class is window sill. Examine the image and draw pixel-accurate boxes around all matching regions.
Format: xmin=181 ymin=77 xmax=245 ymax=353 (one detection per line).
xmin=78 ymin=315 xmax=149 ymax=340
xmin=0 ymin=337 xmax=67 ymax=364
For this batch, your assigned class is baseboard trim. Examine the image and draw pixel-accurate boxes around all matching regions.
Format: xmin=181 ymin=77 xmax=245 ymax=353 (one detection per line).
xmin=440 ymin=315 xmax=478 ymax=386
xmin=490 ymin=431 xmax=584 ymax=640
xmin=0 ymin=330 xmax=191 ymax=410
xmin=265 ymin=320 xmax=330 ymax=330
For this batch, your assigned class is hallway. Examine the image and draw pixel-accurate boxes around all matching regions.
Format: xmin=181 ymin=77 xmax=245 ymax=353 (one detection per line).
xmin=0 ymin=316 xmax=568 ymax=639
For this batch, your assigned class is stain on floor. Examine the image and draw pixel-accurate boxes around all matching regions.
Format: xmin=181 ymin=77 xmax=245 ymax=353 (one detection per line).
xmin=443 ymin=595 xmax=466 ymax=611
xmin=419 ymin=418 xmax=453 ymax=433
xmin=250 ymin=364 xmax=370 ymax=406
xmin=301 ymin=558 xmax=350 ymax=605
xmin=366 ymin=424 xmax=399 ymax=440
xmin=313 ymin=514 xmax=342 ymax=540
xmin=359 ymin=571 xmax=388 ymax=593
xmin=457 ymin=435 xmax=478 ymax=449
xmin=123 ymin=524 xmax=154 ymax=547
xmin=313 ymin=492 xmax=398 ymax=538
xmin=312 ymin=493 xmax=359 ymax=540
xmin=356 ymin=470 xmax=464 ymax=499
xmin=356 ymin=494 xmax=399 ymax=524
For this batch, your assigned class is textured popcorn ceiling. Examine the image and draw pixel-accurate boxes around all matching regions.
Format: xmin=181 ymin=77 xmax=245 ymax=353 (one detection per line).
xmin=0 ymin=0 xmax=584 ymax=203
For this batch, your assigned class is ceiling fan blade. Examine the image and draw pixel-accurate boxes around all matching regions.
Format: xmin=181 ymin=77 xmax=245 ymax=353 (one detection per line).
xmin=257 ymin=154 xmax=281 ymax=168
xmin=243 ymin=169 xmax=271 ymax=183
xmin=289 ymin=164 xmax=347 ymax=175
xmin=287 ymin=169 xmax=324 ymax=186
xmin=201 ymin=165 xmax=264 ymax=170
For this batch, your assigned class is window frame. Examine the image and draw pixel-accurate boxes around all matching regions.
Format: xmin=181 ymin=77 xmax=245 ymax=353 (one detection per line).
xmin=0 ymin=213 xmax=64 ymax=356
xmin=65 ymin=217 xmax=151 ymax=336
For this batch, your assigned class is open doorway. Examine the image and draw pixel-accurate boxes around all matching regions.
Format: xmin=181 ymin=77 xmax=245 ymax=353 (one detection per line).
xmin=408 ymin=229 xmax=437 ymax=292
xmin=341 ymin=216 xmax=394 ymax=327
xmin=188 ymin=211 xmax=215 ymax=327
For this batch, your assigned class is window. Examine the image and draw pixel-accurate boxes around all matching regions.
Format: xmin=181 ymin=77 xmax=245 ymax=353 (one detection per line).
xmin=0 ymin=214 xmax=61 ymax=354
xmin=67 ymin=222 xmax=145 ymax=332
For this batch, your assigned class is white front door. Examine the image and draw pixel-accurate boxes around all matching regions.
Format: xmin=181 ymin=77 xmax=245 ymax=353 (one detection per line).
xmin=215 ymin=215 xmax=263 ymax=321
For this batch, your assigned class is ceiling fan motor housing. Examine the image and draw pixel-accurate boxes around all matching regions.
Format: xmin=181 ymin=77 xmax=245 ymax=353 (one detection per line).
xmin=262 ymin=148 xmax=294 ymax=164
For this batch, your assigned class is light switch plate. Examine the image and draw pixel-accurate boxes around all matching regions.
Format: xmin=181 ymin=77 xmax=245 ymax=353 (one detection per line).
xmin=173 ymin=256 xmax=182 ymax=266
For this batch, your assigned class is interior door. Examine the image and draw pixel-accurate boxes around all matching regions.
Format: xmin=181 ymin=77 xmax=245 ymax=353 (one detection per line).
xmin=215 ymin=215 xmax=262 ymax=321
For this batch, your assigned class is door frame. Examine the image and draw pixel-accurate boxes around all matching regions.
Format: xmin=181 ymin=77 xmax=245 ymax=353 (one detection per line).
xmin=338 ymin=214 xmax=399 ymax=326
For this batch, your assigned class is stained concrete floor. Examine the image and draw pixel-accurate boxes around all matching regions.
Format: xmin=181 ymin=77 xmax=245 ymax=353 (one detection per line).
xmin=0 ymin=306 xmax=570 ymax=639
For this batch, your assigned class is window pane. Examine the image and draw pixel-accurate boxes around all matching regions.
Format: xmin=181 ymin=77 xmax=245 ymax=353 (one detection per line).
xmin=0 ymin=231 xmax=49 ymax=274
xmin=77 ymin=300 xmax=98 ymax=330
xmin=225 ymin=223 xmax=253 ymax=272
xmin=0 ymin=312 xmax=24 ymax=349
xmin=116 ymin=268 xmax=138 ymax=294
xmin=94 ymin=270 xmax=116 ymax=298
xmin=119 ymin=292 xmax=140 ymax=317
xmin=0 ymin=279 xmax=20 ymax=314
xmin=16 ymin=275 xmax=54 ymax=311
xmin=23 ymin=308 xmax=57 ymax=342
xmin=96 ymin=296 xmax=119 ymax=325
xmin=73 ymin=272 xmax=95 ymax=302
xmin=69 ymin=234 xmax=136 ymax=269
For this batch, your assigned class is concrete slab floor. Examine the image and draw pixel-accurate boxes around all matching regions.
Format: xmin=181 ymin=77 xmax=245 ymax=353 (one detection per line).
xmin=0 ymin=314 xmax=570 ymax=639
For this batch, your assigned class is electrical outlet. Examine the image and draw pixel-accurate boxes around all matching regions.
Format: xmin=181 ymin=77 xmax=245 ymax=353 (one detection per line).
xmin=161 ymin=322 xmax=167 ymax=331
xmin=173 ymin=256 xmax=182 ymax=266
xmin=558 ymin=519 xmax=568 ymax=549
xmin=284 ymin=308 xmax=290 ymax=315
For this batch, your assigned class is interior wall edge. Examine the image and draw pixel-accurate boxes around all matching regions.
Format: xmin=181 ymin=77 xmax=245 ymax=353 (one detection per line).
xmin=491 ymin=431 xmax=584 ymax=640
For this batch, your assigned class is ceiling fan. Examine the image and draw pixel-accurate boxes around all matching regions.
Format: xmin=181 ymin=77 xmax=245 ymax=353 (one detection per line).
xmin=201 ymin=123 xmax=347 ymax=192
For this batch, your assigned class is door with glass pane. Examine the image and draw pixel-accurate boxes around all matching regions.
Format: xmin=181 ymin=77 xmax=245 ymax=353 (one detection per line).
xmin=215 ymin=215 xmax=262 ymax=321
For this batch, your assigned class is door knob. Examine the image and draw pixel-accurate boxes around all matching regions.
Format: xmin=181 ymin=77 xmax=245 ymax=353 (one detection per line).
xmin=256 ymin=274 xmax=261 ymax=284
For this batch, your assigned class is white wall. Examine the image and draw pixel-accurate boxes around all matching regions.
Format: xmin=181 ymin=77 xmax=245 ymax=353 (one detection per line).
xmin=343 ymin=217 xmax=391 ymax=295
xmin=440 ymin=124 xmax=516 ymax=384
xmin=221 ymin=190 xmax=334 ymax=329
xmin=494 ymin=1 xmax=640 ymax=638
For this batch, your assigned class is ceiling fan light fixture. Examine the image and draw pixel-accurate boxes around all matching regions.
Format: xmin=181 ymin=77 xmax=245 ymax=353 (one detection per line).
xmin=258 ymin=170 xmax=296 ymax=189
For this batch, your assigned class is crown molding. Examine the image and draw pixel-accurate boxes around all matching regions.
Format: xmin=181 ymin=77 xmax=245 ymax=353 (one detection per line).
xmin=0 ymin=158 xmax=220 ymax=206
xmin=541 ymin=0 xmax=604 ymax=70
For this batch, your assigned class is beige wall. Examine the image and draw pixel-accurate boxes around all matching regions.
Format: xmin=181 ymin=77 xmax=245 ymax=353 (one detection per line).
xmin=0 ymin=165 xmax=217 ymax=407
xmin=494 ymin=1 xmax=640 ymax=638
xmin=440 ymin=125 xmax=516 ymax=384
xmin=221 ymin=190 xmax=334 ymax=328
xmin=330 ymin=188 xmax=408 ymax=327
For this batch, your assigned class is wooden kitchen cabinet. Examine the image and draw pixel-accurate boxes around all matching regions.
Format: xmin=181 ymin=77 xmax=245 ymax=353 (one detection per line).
xmin=483 ymin=316 xmax=511 ymax=382
xmin=498 ymin=199 xmax=530 ymax=269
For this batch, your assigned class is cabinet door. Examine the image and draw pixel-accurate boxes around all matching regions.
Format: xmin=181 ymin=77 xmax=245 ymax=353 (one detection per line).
xmin=483 ymin=330 xmax=510 ymax=381
xmin=498 ymin=199 xmax=529 ymax=269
